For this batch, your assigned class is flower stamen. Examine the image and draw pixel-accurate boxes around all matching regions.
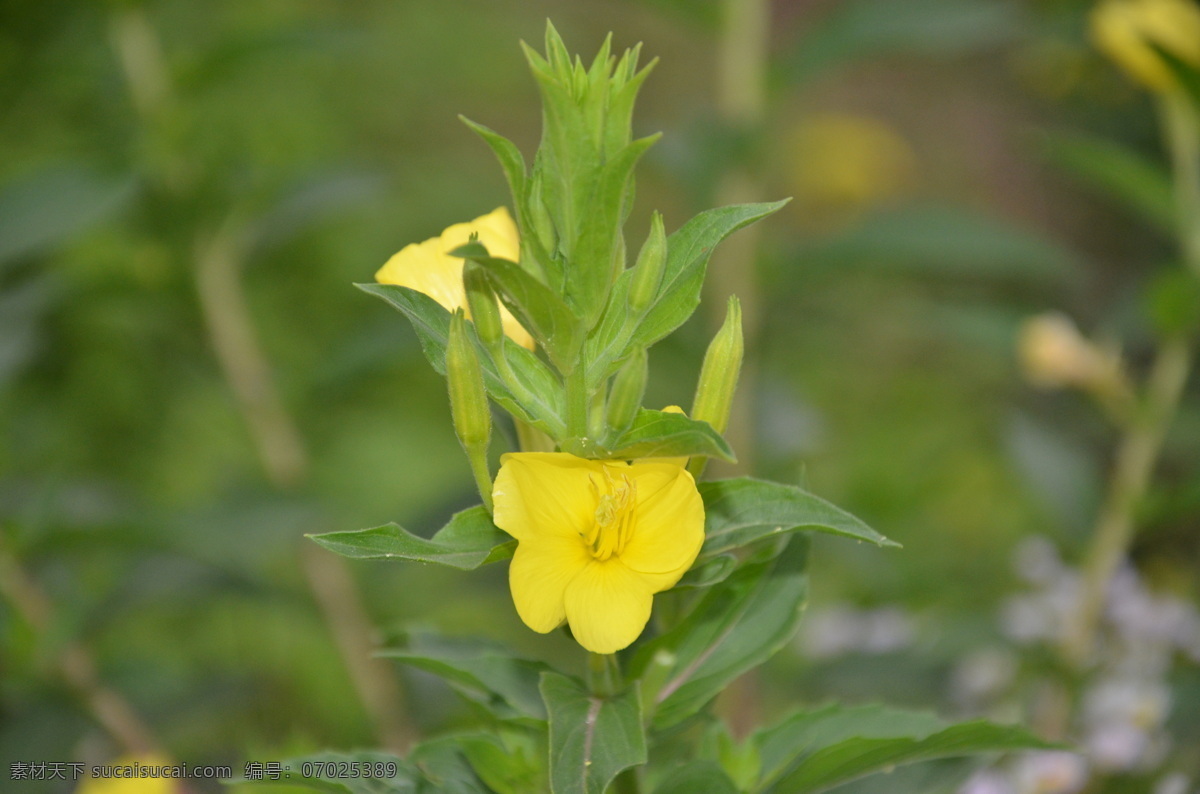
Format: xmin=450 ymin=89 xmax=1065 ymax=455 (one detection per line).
xmin=584 ymin=470 xmax=637 ymax=561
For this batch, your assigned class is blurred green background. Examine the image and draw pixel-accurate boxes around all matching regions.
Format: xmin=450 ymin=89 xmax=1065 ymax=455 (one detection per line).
xmin=2 ymin=0 xmax=1197 ymax=791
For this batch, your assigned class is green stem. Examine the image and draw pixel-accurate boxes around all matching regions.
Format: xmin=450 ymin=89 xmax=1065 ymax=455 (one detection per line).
xmin=566 ymin=364 xmax=590 ymax=440
xmin=466 ymin=445 xmax=494 ymax=513
xmin=1162 ymin=92 xmax=1200 ymax=275
xmin=1061 ymin=93 xmax=1199 ymax=667
xmin=586 ymin=653 xmax=619 ymax=697
xmin=1061 ymin=336 xmax=1191 ymax=666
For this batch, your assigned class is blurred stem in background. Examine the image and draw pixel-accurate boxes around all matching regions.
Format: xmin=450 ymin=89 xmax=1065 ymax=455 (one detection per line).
xmin=107 ymin=5 xmax=413 ymax=751
xmin=0 ymin=529 xmax=159 ymax=755
xmin=709 ymin=0 xmax=769 ymax=739
xmin=1060 ymin=93 xmax=1198 ymax=669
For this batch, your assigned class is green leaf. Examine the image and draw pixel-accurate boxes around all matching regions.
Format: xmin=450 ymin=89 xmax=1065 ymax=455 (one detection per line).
xmin=651 ymin=761 xmax=738 ymax=794
xmin=754 ymin=703 xmax=945 ymax=788
xmin=380 ymin=630 xmax=551 ymax=722
xmin=0 ymin=165 xmax=134 ymax=267
xmin=540 ymin=672 xmax=647 ymax=794
xmin=458 ymin=729 xmax=549 ymax=794
xmin=1152 ymin=43 xmax=1200 ymax=110
xmin=698 ymin=478 xmax=897 ymax=561
xmin=307 ymin=506 xmax=515 ymax=571
xmin=1040 ymin=131 xmax=1175 ymax=233
xmin=587 ymin=201 xmax=790 ymax=382
xmin=453 ymin=251 xmax=583 ymax=372
xmin=357 ymin=283 xmax=564 ymax=435
xmin=758 ymin=709 xmax=1058 ymax=793
xmin=791 ymin=204 xmax=1082 ymax=284
xmin=630 ymin=535 xmax=809 ymax=730
xmin=277 ymin=750 xmax=418 ymax=793
xmin=604 ymin=409 xmax=735 ymax=462
xmin=673 ymin=553 xmax=738 ymax=589
xmin=569 ymin=135 xmax=660 ymax=327
xmin=409 ymin=737 xmax=491 ymax=793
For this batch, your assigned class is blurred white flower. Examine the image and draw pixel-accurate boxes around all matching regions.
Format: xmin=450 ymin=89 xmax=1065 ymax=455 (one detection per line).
xmin=960 ymin=769 xmax=1016 ymax=794
xmin=800 ymin=604 xmax=915 ymax=659
xmin=952 ymin=649 xmax=1018 ymax=707
xmin=1013 ymin=751 xmax=1087 ymax=794
xmin=1013 ymin=536 xmax=1065 ymax=587
xmin=1153 ymin=773 xmax=1191 ymax=794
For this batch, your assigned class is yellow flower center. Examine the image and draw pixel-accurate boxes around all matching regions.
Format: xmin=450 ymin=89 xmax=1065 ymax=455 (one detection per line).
xmin=584 ymin=471 xmax=637 ymax=561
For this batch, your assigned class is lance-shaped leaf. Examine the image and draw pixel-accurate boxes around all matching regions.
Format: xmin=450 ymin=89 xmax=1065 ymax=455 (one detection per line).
xmin=452 ymin=245 xmax=583 ymax=372
xmin=278 ymin=750 xmax=418 ymax=793
xmin=540 ymin=672 xmax=647 ymax=794
xmin=1039 ymin=131 xmax=1175 ymax=235
xmin=586 ymin=201 xmax=791 ymax=383
xmin=308 ymin=505 xmax=514 ymax=571
xmin=410 ymin=738 xmax=491 ymax=794
xmin=630 ymin=535 xmax=809 ymax=731
xmin=756 ymin=705 xmax=1059 ymax=793
xmin=698 ymin=478 xmax=896 ymax=561
xmin=380 ymin=631 xmax=551 ymax=723
xmin=673 ymin=553 xmax=738 ymax=589
xmin=459 ymin=729 xmax=549 ymax=794
xmin=604 ymin=409 xmax=735 ymax=462
xmin=568 ymin=135 xmax=660 ymax=328
xmin=357 ymin=282 xmax=564 ymax=435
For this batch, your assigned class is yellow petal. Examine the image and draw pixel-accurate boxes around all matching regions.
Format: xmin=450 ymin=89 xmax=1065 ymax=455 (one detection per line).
xmin=492 ymin=453 xmax=598 ymax=543
xmin=508 ymin=534 xmax=591 ymax=633
xmin=618 ymin=464 xmax=705 ymax=587
xmin=375 ymin=207 xmax=534 ymax=349
xmin=564 ymin=559 xmax=657 ymax=653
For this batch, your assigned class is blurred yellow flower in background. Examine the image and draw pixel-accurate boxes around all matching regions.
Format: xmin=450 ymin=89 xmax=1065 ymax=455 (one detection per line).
xmin=75 ymin=756 xmax=181 ymax=794
xmin=787 ymin=112 xmax=915 ymax=224
xmin=375 ymin=207 xmax=535 ymax=349
xmin=491 ymin=452 xmax=704 ymax=653
xmin=1017 ymin=312 xmax=1121 ymax=391
xmin=1090 ymin=0 xmax=1200 ymax=91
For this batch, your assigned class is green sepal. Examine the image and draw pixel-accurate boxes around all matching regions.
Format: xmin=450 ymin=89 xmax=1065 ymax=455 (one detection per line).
xmin=602 ymin=408 xmax=735 ymax=462
xmin=754 ymin=704 xmax=1061 ymax=793
xmin=630 ymin=535 xmax=809 ymax=731
xmin=357 ymin=282 xmax=565 ymax=436
xmin=540 ymin=671 xmax=647 ymax=794
xmin=307 ymin=505 xmax=514 ymax=571
xmin=379 ymin=630 xmax=552 ymax=723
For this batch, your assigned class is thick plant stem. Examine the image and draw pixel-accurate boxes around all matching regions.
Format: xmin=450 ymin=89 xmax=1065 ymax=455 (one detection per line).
xmin=1061 ymin=93 xmax=1198 ymax=667
xmin=566 ymin=364 xmax=590 ymax=440
xmin=467 ymin=447 xmax=495 ymax=513
xmin=586 ymin=653 xmax=619 ymax=697
xmin=1061 ymin=337 xmax=1191 ymax=666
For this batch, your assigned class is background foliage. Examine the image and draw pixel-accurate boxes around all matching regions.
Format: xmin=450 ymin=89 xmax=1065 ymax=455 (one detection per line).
xmin=1 ymin=0 xmax=1197 ymax=792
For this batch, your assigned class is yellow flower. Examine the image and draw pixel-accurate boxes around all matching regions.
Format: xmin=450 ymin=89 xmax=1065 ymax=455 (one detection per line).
xmin=491 ymin=452 xmax=705 ymax=653
xmin=375 ymin=207 xmax=535 ymax=349
xmin=1090 ymin=0 xmax=1200 ymax=91
xmin=76 ymin=755 xmax=181 ymax=794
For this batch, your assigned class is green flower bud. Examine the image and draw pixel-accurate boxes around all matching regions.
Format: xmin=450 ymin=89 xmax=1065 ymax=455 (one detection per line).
xmin=691 ymin=295 xmax=743 ymax=435
xmin=605 ymin=347 xmax=648 ymax=439
xmin=463 ymin=263 xmax=504 ymax=352
xmin=447 ymin=310 xmax=492 ymax=449
xmin=627 ymin=211 xmax=667 ymax=316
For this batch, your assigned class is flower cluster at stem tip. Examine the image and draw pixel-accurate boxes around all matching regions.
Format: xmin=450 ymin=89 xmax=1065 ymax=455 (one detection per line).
xmin=377 ymin=212 xmax=709 ymax=653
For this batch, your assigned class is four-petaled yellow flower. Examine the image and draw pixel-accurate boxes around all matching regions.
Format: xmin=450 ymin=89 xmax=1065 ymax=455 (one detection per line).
xmin=375 ymin=207 xmax=535 ymax=349
xmin=492 ymin=453 xmax=705 ymax=653
xmin=1090 ymin=0 xmax=1200 ymax=92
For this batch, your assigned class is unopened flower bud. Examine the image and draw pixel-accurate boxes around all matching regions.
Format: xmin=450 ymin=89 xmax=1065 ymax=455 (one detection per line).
xmin=605 ymin=348 xmax=648 ymax=438
xmin=463 ymin=263 xmax=504 ymax=352
xmin=1090 ymin=0 xmax=1200 ymax=92
xmin=628 ymin=211 xmax=667 ymax=315
xmin=691 ymin=295 xmax=743 ymax=436
xmin=447 ymin=309 xmax=492 ymax=449
xmin=1017 ymin=312 xmax=1120 ymax=391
